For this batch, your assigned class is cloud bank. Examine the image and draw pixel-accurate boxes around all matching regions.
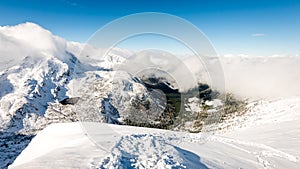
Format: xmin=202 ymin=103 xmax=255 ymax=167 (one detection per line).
xmin=219 ymin=56 xmax=300 ymax=99
xmin=182 ymin=55 xmax=300 ymax=99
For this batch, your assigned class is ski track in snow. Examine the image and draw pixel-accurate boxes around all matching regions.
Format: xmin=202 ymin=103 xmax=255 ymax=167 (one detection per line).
xmin=210 ymin=136 xmax=299 ymax=169
xmin=210 ymin=97 xmax=300 ymax=168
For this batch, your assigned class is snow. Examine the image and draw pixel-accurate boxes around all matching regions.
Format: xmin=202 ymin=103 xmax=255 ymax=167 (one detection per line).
xmin=96 ymin=134 xmax=199 ymax=169
xmin=185 ymin=97 xmax=202 ymax=112
xmin=0 ymin=22 xmax=138 ymax=133
xmin=67 ymin=41 xmax=132 ymax=69
xmin=205 ymin=99 xmax=223 ymax=108
xmin=1 ymin=22 xmax=300 ymax=169
xmin=0 ymin=22 xmax=138 ymax=167
xmin=9 ymin=122 xmax=211 ymax=169
xmin=9 ymin=97 xmax=300 ymax=169
xmin=0 ymin=54 xmax=73 ymax=133
xmin=8 ymin=123 xmax=104 ymax=169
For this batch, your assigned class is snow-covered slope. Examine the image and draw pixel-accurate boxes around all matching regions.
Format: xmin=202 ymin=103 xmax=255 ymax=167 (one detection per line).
xmin=2 ymin=22 xmax=191 ymax=169
xmin=0 ymin=22 xmax=141 ymax=168
xmin=9 ymin=97 xmax=300 ymax=169
xmin=0 ymin=22 xmax=78 ymax=168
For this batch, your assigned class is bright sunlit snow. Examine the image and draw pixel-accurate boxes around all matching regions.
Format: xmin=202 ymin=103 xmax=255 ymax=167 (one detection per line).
xmin=9 ymin=97 xmax=300 ymax=169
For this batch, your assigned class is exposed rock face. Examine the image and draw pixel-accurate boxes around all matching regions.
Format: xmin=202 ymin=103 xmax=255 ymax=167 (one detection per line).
xmin=0 ymin=132 xmax=34 ymax=169
xmin=101 ymin=96 xmax=121 ymax=124
xmin=59 ymin=97 xmax=80 ymax=105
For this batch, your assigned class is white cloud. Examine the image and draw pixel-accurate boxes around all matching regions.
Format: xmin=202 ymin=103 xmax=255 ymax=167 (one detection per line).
xmin=0 ymin=22 xmax=67 ymax=71
xmin=251 ymin=33 xmax=266 ymax=37
xmin=219 ymin=56 xmax=300 ymax=99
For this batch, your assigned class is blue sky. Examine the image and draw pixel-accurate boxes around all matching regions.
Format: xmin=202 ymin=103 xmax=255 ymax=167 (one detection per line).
xmin=0 ymin=0 xmax=300 ymax=55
